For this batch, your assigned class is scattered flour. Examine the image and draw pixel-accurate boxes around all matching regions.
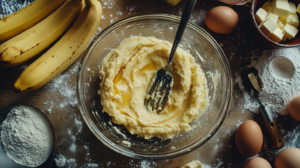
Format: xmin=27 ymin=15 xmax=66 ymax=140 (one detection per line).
xmin=75 ymin=117 xmax=83 ymax=133
xmin=236 ymin=48 xmax=300 ymax=115
xmin=139 ymin=160 xmax=157 ymax=168
xmin=69 ymin=143 xmax=76 ymax=153
xmin=0 ymin=105 xmax=54 ymax=167
xmin=54 ymin=153 xmax=78 ymax=167
xmin=256 ymin=48 xmax=300 ymax=115
xmin=87 ymin=163 xmax=99 ymax=167
xmin=44 ymin=63 xmax=79 ymax=113
xmin=54 ymin=153 xmax=67 ymax=167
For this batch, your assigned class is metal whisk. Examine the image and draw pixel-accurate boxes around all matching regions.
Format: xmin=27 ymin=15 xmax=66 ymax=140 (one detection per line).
xmin=144 ymin=0 xmax=197 ymax=112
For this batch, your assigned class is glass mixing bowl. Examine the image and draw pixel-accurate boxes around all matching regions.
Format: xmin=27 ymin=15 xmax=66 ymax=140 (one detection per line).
xmin=77 ymin=14 xmax=232 ymax=160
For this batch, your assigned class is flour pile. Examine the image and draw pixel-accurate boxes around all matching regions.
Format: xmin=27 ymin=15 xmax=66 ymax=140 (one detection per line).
xmin=0 ymin=105 xmax=54 ymax=167
xmin=237 ymin=48 xmax=300 ymax=115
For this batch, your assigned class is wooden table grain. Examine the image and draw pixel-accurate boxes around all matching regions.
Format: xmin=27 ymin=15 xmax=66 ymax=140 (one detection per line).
xmin=1 ymin=0 xmax=298 ymax=167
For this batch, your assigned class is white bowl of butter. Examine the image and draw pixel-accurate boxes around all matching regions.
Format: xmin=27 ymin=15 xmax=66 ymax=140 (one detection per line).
xmin=77 ymin=14 xmax=232 ymax=160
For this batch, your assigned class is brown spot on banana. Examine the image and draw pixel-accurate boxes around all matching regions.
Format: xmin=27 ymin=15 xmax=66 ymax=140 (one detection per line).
xmin=20 ymin=43 xmax=39 ymax=55
xmin=13 ymin=86 xmax=21 ymax=93
xmin=13 ymin=85 xmax=32 ymax=93
xmin=0 ymin=17 xmax=7 ymax=22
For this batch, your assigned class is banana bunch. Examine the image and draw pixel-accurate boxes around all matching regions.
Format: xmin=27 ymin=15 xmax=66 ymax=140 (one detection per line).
xmin=0 ymin=0 xmax=84 ymax=67
xmin=0 ymin=0 xmax=102 ymax=92
xmin=14 ymin=0 xmax=102 ymax=92
xmin=0 ymin=0 xmax=67 ymax=43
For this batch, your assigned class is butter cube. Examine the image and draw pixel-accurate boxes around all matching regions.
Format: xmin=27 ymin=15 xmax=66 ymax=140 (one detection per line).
xmin=272 ymin=0 xmax=288 ymax=8
xmin=260 ymin=18 xmax=278 ymax=36
xmin=283 ymin=23 xmax=299 ymax=39
xmin=266 ymin=12 xmax=279 ymax=23
xmin=297 ymin=4 xmax=300 ymax=14
xmin=262 ymin=1 xmax=272 ymax=11
xmin=255 ymin=8 xmax=268 ymax=23
xmin=289 ymin=2 xmax=297 ymax=13
xmin=287 ymin=14 xmax=299 ymax=27
xmin=269 ymin=28 xmax=285 ymax=42
xmin=277 ymin=20 xmax=285 ymax=29
xmin=279 ymin=17 xmax=287 ymax=24
xmin=273 ymin=0 xmax=290 ymax=19
xmin=268 ymin=7 xmax=273 ymax=13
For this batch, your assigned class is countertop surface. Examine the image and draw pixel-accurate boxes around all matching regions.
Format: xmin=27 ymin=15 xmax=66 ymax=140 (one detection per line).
xmin=1 ymin=0 xmax=300 ymax=167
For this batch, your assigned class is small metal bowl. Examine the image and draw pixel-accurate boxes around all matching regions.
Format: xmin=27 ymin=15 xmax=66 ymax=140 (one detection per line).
xmin=0 ymin=104 xmax=55 ymax=168
xmin=250 ymin=0 xmax=300 ymax=48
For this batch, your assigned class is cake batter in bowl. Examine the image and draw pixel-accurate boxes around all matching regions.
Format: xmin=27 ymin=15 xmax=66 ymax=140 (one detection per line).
xmin=77 ymin=14 xmax=232 ymax=160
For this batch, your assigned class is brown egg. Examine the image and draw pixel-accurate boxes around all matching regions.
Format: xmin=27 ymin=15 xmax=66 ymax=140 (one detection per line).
xmin=205 ymin=6 xmax=239 ymax=34
xmin=235 ymin=120 xmax=263 ymax=157
xmin=275 ymin=148 xmax=300 ymax=168
xmin=287 ymin=96 xmax=300 ymax=120
xmin=244 ymin=157 xmax=272 ymax=168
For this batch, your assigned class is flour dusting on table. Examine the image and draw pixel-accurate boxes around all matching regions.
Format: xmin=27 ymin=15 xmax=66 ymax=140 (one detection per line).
xmin=44 ymin=62 xmax=79 ymax=113
xmin=236 ymin=48 xmax=300 ymax=115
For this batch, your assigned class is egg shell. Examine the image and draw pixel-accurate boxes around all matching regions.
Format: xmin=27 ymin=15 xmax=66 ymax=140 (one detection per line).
xmin=235 ymin=120 xmax=263 ymax=157
xmin=205 ymin=6 xmax=239 ymax=34
xmin=287 ymin=96 xmax=300 ymax=120
xmin=244 ymin=157 xmax=272 ymax=168
xmin=275 ymin=148 xmax=300 ymax=168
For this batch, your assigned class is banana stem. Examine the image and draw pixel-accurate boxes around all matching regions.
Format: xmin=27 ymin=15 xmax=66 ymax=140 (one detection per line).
xmin=85 ymin=0 xmax=97 ymax=7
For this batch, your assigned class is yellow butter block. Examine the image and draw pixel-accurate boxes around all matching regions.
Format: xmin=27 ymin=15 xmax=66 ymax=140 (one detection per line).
xmin=273 ymin=0 xmax=290 ymax=19
xmin=269 ymin=28 xmax=285 ymax=42
xmin=297 ymin=4 xmax=300 ymax=14
xmin=284 ymin=23 xmax=299 ymax=39
xmin=165 ymin=0 xmax=182 ymax=6
xmin=287 ymin=13 xmax=299 ymax=28
xmin=262 ymin=1 xmax=272 ymax=11
xmin=272 ymin=0 xmax=288 ymax=8
xmin=255 ymin=8 xmax=268 ymax=23
xmin=277 ymin=20 xmax=285 ymax=29
xmin=266 ymin=12 xmax=279 ymax=23
xmin=279 ymin=17 xmax=287 ymax=24
xmin=260 ymin=18 xmax=278 ymax=36
xmin=268 ymin=6 xmax=273 ymax=13
xmin=289 ymin=2 xmax=297 ymax=13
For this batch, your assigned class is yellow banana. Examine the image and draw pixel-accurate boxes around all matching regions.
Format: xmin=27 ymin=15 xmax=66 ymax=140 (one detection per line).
xmin=0 ymin=0 xmax=84 ymax=67
xmin=14 ymin=0 xmax=102 ymax=92
xmin=0 ymin=0 xmax=67 ymax=43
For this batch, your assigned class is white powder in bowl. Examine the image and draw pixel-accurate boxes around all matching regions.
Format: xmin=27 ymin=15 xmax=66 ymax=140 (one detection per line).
xmin=0 ymin=105 xmax=54 ymax=167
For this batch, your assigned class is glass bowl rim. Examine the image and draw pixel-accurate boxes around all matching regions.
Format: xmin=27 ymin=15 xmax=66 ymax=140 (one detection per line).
xmin=76 ymin=13 xmax=232 ymax=160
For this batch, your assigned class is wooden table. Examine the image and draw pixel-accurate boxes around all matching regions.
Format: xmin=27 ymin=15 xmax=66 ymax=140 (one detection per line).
xmin=1 ymin=0 xmax=299 ymax=167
